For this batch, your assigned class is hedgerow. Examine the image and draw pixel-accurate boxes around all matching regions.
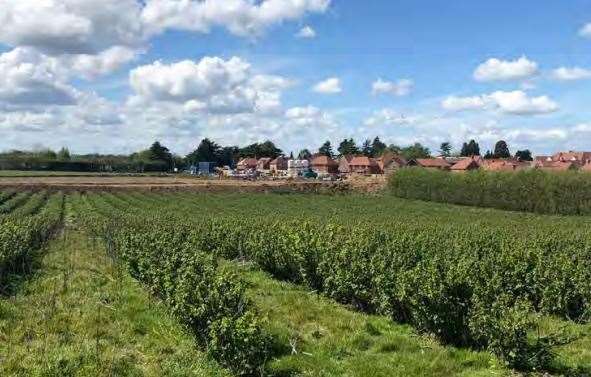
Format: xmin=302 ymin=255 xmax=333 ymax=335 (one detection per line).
xmin=0 ymin=192 xmax=63 ymax=290
xmin=73 ymin=196 xmax=270 ymax=376
xmin=389 ymin=168 xmax=591 ymax=215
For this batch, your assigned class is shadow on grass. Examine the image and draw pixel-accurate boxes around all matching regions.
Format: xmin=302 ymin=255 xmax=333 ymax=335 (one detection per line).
xmin=0 ymin=248 xmax=47 ymax=297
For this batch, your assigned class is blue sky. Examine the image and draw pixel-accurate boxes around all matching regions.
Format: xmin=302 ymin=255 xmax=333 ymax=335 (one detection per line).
xmin=0 ymin=0 xmax=590 ymax=156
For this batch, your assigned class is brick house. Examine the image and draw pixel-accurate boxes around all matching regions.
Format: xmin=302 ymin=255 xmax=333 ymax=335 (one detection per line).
xmin=338 ymin=155 xmax=354 ymax=175
xmin=236 ymin=158 xmax=258 ymax=171
xmin=310 ymin=155 xmax=338 ymax=174
xmin=377 ymin=153 xmax=407 ymax=175
xmin=408 ymin=158 xmax=451 ymax=170
xmin=349 ymin=156 xmax=381 ymax=175
xmin=450 ymin=156 xmax=482 ymax=172
xmin=270 ymin=156 xmax=288 ymax=173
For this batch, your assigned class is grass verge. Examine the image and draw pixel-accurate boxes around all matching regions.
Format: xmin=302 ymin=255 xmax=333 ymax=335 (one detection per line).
xmin=0 ymin=229 xmax=229 ymax=377
xmin=229 ymin=262 xmax=512 ymax=377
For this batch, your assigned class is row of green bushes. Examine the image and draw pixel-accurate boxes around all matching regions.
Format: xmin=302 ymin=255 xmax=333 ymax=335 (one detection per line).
xmin=85 ymin=191 xmax=591 ymax=372
xmin=75 ymin=195 xmax=270 ymax=376
xmin=0 ymin=193 xmax=63 ymax=291
xmin=183 ymin=217 xmax=589 ymax=371
xmin=389 ymin=168 xmax=591 ymax=215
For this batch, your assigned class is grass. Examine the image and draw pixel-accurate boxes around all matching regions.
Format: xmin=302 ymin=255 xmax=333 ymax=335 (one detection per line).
xmin=0 ymin=227 xmax=229 ymax=377
xmin=228 ymin=262 xmax=511 ymax=377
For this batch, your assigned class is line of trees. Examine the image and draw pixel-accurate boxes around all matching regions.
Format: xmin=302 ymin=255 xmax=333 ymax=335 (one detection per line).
xmin=0 ymin=136 xmax=535 ymax=173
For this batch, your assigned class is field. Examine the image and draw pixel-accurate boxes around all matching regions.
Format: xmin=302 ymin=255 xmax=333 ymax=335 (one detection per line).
xmin=1 ymin=188 xmax=590 ymax=376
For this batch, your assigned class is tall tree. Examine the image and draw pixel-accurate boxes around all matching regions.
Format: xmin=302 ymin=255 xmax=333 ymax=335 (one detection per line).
xmin=402 ymin=143 xmax=431 ymax=160
xmin=337 ymin=138 xmax=359 ymax=156
xmin=298 ymin=149 xmax=312 ymax=160
xmin=515 ymin=149 xmax=532 ymax=161
xmin=361 ymin=139 xmax=373 ymax=157
xmin=148 ymin=141 xmax=173 ymax=167
xmin=186 ymin=138 xmax=220 ymax=165
xmin=461 ymin=139 xmax=480 ymax=156
xmin=57 ymin=147 xmax=71 ymax=161
xmin=318 ymin=141 xmax=334 ymax=158
xmin=493 ymin=140 xmax=511 ymax=159
xmin=371 ymin=137 xmax=387 ymax=157
xmin=439 ymin=142 xmax=452 ymax=157
xmin=239 ymin=140 xmax=282 ymax=159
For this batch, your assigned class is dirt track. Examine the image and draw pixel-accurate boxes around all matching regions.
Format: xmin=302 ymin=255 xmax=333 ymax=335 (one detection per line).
xmin=0 ymin=176 xmax=351 ymax=193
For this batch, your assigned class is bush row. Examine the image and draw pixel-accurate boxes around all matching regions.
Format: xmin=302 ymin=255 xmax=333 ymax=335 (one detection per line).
xmin=0 ymin=192 xmax=63 ymax=290
xmin=75 ymin=196 xmax=270 ymax=376
xmin=189 ymin=217 xmax=589 ymax=371
xmin=389 ymin=168 xmax=591 ymax=215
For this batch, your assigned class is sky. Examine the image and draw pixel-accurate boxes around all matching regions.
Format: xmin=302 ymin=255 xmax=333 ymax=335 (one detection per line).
xmin=1 ymin=0 xmax=591 ymax=156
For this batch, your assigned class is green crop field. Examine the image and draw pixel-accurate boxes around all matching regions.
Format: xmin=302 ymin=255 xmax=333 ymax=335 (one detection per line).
xmin=1 ymin=189 xmax=590 ymax=376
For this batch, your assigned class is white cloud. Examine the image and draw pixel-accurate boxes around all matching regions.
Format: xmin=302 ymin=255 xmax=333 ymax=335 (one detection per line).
xmin=296 ymin=25 xmax=317 ymax=38
xmin=579 ymin=23 xmax=591 ymax=38
xmin=474 ymin=56 xmax=538 ymax=82
xmin=442 ymin=95 xmax=487 ymax=111
xmin=129 ymin=56 xmax=291 ymax=115
xmin=442 ymin=91 xmax=558 ymax=115
xmin=551 ymin=67 xmax=591 ymax=81
xmin=0 ymin=48 xmax=78 ymax=108
xmin=142 ymin=0 xmax=331 ymax=38
xmin=488 ymin=91 xmax=558 ymax=115
xmin=313 ymin=77 xmax=342 ymax=94
xmin=364 ymin=109 xmax=419 ymax=127
xmin=372 ymin=78 xmax=413 ymax=96
xmin=0 ymin=0 xmax=145 ymax=55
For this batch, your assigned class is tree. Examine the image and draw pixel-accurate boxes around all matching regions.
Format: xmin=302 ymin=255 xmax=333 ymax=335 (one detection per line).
xmin=57 ymin=147 xmax=71 ymax=161
xmin=148 ymin=141 xmax=173 ymax=165
xmin=515 ymin=149 xmax=533 ymax=161
xmin=493 ymin=140 xmax=511 ymax=159
xmin=371 ymin=137 xmax=387 ymax=157
xmin=401 ymin=143 xmax=431 ymax=160
xmin=298 ymin=149 xmax=312 ymax=160
xmin=186 ymin=138 xmax=220 ymax=165
xmin=239 ymin=140 xmax=282 ymax=159
xmin=484 ymin=150 xmax=494 ymax=159
xmin=439 ymin=142 xmax=452 ymax=157
xmin=461 ymin=139 xmax=480 ymax=156
xmin=386 ymin=144 xmax=402 ymax=155
xmin=337 ymin=138 xmax=359 ymax=156
xmin=318 ymin=141 xmax=334 ymax=158
xmin=361 ymin=139 xmax=373 ymax=157
xmin=216 ymin=146 xmax=240 ymax=167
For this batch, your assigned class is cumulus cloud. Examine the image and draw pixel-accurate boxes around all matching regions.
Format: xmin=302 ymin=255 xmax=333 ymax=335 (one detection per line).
xmin=551 ymin=67 xmax=591 ymax=81
xmin=579 ymin=23 xmax=591 ymax=38
xmin=142 ymin=0 xmax=331 ymax=38
xmin=372 ymin=78 xmax=413 ymax=97
xmin=0 ymin=0 xmax=145 ymax=55
xmin=442 ymin=95 xmax=487 ymax=111
xmin=0 ymin=48 xmax=78 ymax=108
xmin=364 ymin=109 xmax=419 ymax=127
xmin=313 ymin=77 xmax=342 ymax=94
xmin=442 ymin=91 xmax=558 ymax=115
xmin=296 ymin=25 xmax=317 ymax=38
xmin=129 ymin=56 xmax=291 ymax=115
xmin=474 ymin=56 xmax=538 ymax=82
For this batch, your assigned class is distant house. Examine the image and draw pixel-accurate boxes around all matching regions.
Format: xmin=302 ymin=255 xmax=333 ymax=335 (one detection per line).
xmin=338 ymin=155 xmax=354 ymax=175
xmin=257 ymin=157 xmax=272 ymax=172
xmin=377 ymin=153 xmax=407 ymax=175
xmin=237 ymin=158 xmax=258 ymax=171
xmin=450 ymin=156 xmax=481 ymax=172
xmin=552 ymin=151 xmax=591 ymax=165
xmin=535 ymin=156 xmax=552 ymax=164
xmin=349 ymin=156 xmax=381 ymax=175
xmin=408 ymin=158 xmax=451 ymax=170
xmin=482 ymin=159 xmax=529 ymax=172
xmin=287 ymin=159 xmax=309 ymax=177
xmin=535 ymin=160 xmax=578 ymax=172
xmin=270 ymin=156 xmax=288 ymax=173
xmin=310 ymin=155 xmax=338 ymax=174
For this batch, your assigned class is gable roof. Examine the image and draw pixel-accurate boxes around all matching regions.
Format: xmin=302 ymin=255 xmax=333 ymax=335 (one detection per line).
xmin=415 ymin=158 xmax=451 ymax=168
xmin=450 ymin=157 xmax=481 ymax=171
xmin=349 ymin=156 xmax=372 ymax=166
xmin=552 ymin=151 xmax=591 ymax=163
xmin=311 ymin=155 xmax=338 ymax=166
xmin=237 ymin=158 xmax=258 ymax=167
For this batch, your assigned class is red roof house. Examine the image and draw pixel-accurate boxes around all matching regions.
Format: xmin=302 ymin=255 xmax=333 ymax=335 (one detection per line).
xmin=311 ymin=155 xmax=338 ymax=174
xmin=409 ymin=158 xmax=451 ymax=170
